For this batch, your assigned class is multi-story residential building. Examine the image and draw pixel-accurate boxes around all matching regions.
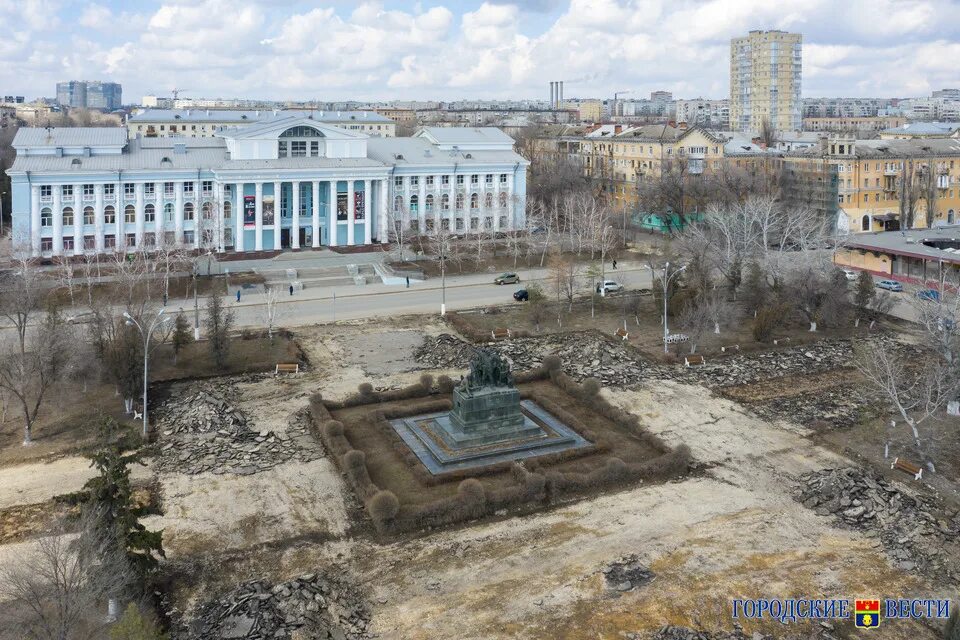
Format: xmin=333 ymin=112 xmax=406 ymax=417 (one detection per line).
xmin=802 ymin=116 xmax=906 ymax=133
xmin=801 ymin=98 xmax=895 ymax=118
xmin=783 ymin=135 xmax=960 ymax=233
xmin=675 ymin=99 xmax=730 ymax=129
xmin=650 ymin=91 xmax=673 ymax=103
xmin=730 ymin=30 xmax=802 ymax=133
xmin=373 ymin=108 xmax=417 ymax=128
xmin=127 ymin=109 xmax=396 ymax=139
xmin=878 ymin=122 xmax=960 ymax=139
xmin=933 ymin=89 xmax=960 ymax=100
xmin=8 ymin=122 xmax=527 ymax=258
xmin=56 ymin=81 xmax=121 ymax=111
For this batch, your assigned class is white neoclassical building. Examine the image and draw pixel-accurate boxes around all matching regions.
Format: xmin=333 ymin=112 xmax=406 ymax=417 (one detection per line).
xmin=8 ymin=118 xmax=529 ymax=258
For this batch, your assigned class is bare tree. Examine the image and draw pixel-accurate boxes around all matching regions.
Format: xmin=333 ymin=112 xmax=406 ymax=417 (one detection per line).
xmin=261 ymin=285 xmax=286 ymax=343
xmin=54 ymin=257 xmax=78 ymax=308
xmin=898 ymin=159 xmax=920 ymax=230
xmin=548 ymin=253 xmax=579 ymax=313
xmin=855 ymin=339 xmax=958 ymax=472
xmin=918 ymin=157 xmax=941 ymax=229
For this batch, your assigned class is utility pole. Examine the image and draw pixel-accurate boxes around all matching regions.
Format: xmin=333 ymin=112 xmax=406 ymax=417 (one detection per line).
xmin=438 ymin=254 xmax=447 ymax=316
xmin=660 ymin=261 xmax=686 ymax=354
xmin=192 ymin=262 xmax=200 ymax=340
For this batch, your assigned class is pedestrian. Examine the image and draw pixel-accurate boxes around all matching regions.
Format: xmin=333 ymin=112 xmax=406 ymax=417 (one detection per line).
xmin=236 ymin=289 xmax=241 ymax=303
xmin=613 ymin=259 xmax=618 ymax=270
xmin=289 ymin=284 xmax=294 ymax=296
xmin=406 ymin=276 xmax=410 ymax=288
xmin=162 ymin=293 xmax=168 ymax=306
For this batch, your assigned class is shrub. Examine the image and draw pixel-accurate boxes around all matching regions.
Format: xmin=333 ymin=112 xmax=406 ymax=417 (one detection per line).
xmin=367 ymin=490 xmax=400 ymax=522
xmin=458 ymin=478 xmax=487 ymax=516
xmin=323 ymin=420 xmax=344 ymax=438
xmin=752 ymin=304 xmax=783 ymax=343
xmin=343 ymin=449 xmax=366 ymax=469
xmin=542 ymin=355 xmax=562 ymax=372
xmin=419 ymin=373 xmax=435 ymax=392
xmin=358 ymin=382 xmax=374 ymax=396
xmin=580 ymin=377 xmax=601 ymax=397
xmin=437 ymin=375 xmax=455 ymax=393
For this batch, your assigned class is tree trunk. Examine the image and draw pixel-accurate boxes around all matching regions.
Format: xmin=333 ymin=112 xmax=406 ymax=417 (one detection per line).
xmin=713 ymin=322 xmax=720 ymax=334
xmin=809 ymin=321 xmax=817 ymax=332
xmin=907 ymin=419 xmax=936 ymax=473
xmin=124 ymin=397 xmax=133 ymax=414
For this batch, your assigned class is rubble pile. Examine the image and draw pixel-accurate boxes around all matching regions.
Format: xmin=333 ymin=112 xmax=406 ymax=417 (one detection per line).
xmin=153 ymin=382 xmax=319 ymax=476
xmin=747 ymin=386 xmax=874 ymax=430
xmin=639 ymin=625 xmax=840 ymax=640
xmin=603 ymin=555 xmax=655 ymax=592
xmin=415 ymin=332 xmax=652 ymax=386
xmin=184 ymin=573 xmax=370 ymax=640
xmin=794 ymin=468 xmax=960 ymax=584
xmin=670 ymin=340 xmax=854 ymax=387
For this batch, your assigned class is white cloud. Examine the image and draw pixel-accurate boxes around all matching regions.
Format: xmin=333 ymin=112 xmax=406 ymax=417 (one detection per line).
xmin=79 ymin=3 xmax=112 ymax=29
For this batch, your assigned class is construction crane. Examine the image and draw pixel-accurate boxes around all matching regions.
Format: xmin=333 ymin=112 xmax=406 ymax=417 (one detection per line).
xmin=171 ymin=87 xmax=188 ymax=101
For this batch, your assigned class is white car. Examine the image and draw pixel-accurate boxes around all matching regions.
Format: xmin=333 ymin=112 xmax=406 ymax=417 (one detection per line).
xmin=842 ymin=269 xmax=858 ymax=281
xmin=596 ymin=280 xmax=624 ymax=295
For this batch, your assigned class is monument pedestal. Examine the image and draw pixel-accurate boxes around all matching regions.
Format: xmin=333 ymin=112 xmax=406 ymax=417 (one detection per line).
xmin=440 ymin=385 xmax=541 ymax=447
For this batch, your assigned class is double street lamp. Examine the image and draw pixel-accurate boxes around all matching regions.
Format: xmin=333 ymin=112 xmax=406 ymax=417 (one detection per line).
xmin=123 ymin=308 xmax=172 ymax=438
xmin=659 ymin=261 xmax=686 ymax=354
xmin=437 ymin=254 xmax=447 ymax=316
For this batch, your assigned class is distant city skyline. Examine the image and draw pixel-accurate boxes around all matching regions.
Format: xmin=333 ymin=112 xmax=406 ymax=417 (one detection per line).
xmin=3 ymin=0 xmax=960 ymax=102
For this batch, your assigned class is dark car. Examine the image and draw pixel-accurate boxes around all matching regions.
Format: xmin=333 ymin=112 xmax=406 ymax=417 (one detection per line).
xmin=917 ymin=289 xmax=941 ymax=302
xmin=513 ymin=289 xmax=529 ymax=302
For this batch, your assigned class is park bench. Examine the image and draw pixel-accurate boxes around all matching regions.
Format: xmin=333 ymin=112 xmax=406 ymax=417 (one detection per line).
xmin=491 ymin=327 xmax=511 ymax=340
xmin=721 ymin=344 xmax=740 ymax=353
xmin=275 ymin=363 xmax=300 ymax=375
xmin=615 ymin=327 xmax=629 ymax=341
xmin=663 ymin=333 xmax=689 ymax=345
xmin=684 ymin=354 xmax=705 ymax=367
xmin=891 ymin=457 xmax=923 ymax=480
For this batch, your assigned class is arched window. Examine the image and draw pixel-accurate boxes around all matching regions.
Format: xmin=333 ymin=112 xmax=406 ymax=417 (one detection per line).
xmin=441 ymin=194 xmax=450 ymax=211
xmin=224 ymin=201 xmax=232 ymax=219
xmin=62 ymin=207 xmax=74 ymax=226
xmin=455 ymin=193 xmax=464 ymax=210
xmin=163 ymin=203 xmax=174 ymax=222
xmin=124 ymin=205 xmax=136 ymax=223
xmin=861 ymin=214 xmax=870 ymax=231
xmin=470 ymin=193 xmax=479 ymax=209
xmin=484 ymin=192 xmax=493 ymax=209
xmin=83 ymin=206 xmax=95 ymax=225
xmin=394 ymin=195 xmax=403 ymax=212
xmin=145 ymin=204 xmax=156 ymax=223
xmin=410 ymin=195 xmax=419 ymax=214
xmin=104 ymin=205 xmax=116 ymax=224
xmin=184 ymin=202 xmax=195 ymax=221
xmin=425 ymin=194 xmax=434 ymax=212
xmin=278 ymin=125 xmax=324 ymax=158
xmin=201 ymin=202 xmax=213 ymax=219
xmin=40 ymin=207 xmax=52 ymax=227
xmin=498 ymin=192 xmax=508 ymax=208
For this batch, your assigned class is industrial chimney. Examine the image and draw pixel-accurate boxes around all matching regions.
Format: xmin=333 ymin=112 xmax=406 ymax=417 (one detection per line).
xmin=559 ymin=81 xmax=564 ymax=106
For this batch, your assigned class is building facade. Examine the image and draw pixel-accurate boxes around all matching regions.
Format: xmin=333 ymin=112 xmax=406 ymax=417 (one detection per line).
xmin=675 ymin=99 xmax=730 ymax=129
xmin=127 ymin=109 xmax=396 ymax=140
xmin=8 ymin=121 xmax=528 ymax=258
xmin=56 ymin=81 xmax=122 ymax=111
xmin=730 ymin=30 xmax=802 ymax=133
xmin=802 ymin=116 xmax=906 ymax=133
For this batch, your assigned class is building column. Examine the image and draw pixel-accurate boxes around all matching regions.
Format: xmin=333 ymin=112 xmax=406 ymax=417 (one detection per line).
xmin=193 ymin=180 xmax=201 ymax=250
xmin=174 ymin=182 xmax=184 ymax=245
xmin=94 ymin=184 xmax=104 ymax=253
xmin=434 ymin=174 xmax=442 ymax=231
xmin=30 ymin=185 xmax=40 ymax=256
xmin=378 ymin=178 xmax=389 ymax=242
xmin=272 ymin=181 xmax=282 ymax=250
xmin=448 ymin=173 xmax=456 ymax=232
xmin=417 ymin=174 xmax=426 ymax=234
xmin=505 ymin=173 xmax=514 ymax=229
xmin=71 ymin=185 xmax=81 ymax=254
xmin=363 ymin=179 xmax=372 ymax=245
xmin=254 ymin=182 xmax=264 ymax=251
xmin=154 ymin=182 xmax=162 ymax=244
xmin=347 ymin=180 xmax=356 ymax=246
xmin=52 ymin=187 xmax=62 ymax=256
xmin=311 ymin=181 xmax=320 ymax=247
xmin=215 ymin=182 xmax=225 ymax=252
xmin=234 ymin=183 xmax=245 ymax=253
xmin=135 ymin=182 xmax=145 ymax=249
xmin=328 ymin=180 xmax=338 ymax=247
xmin=291 ymin=181 xmax=300 ymax=249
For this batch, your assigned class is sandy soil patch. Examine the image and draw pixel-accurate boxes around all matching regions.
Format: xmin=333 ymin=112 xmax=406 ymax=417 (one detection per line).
xmin=0 ymin=455 xmax=152 ymax=510
xmin=145 ymin=458 xmax=350 ymax=556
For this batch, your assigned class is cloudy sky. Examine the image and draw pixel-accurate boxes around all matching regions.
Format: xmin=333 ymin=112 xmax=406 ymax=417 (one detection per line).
xmin=2 ymin=0 xmax=959 ymax=103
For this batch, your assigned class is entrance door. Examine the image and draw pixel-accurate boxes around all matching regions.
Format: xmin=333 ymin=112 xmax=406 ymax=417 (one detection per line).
xmin=280 ymin=228 xmax=291 ymax=248
xmin=299 ymin=228 xmax=307 ymax=248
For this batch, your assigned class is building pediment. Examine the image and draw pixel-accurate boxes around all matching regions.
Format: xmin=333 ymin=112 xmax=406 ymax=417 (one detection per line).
xmin=220 ymin=116 xmax=369 ymax=161
xmin=219 ymin=116 xmax=369 ymax=142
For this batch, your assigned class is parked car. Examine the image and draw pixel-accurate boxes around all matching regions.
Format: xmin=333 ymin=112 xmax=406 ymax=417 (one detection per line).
xmin=66 ymin=312 xmax=97 ymax=325
xmin=876 ymin=279 xmax=904 ymax=292
xmin=495 ymin=272 xmax=520 ymax=285
xmin=917 ymin=289 xmax=941 ymax=302
xmin=841 ymin=269 xmax=858 ymax=281
xmin=596 ymin=280 xmax=624 ymax=295
xmin=513 ymin=289 xmax=529 ymax=302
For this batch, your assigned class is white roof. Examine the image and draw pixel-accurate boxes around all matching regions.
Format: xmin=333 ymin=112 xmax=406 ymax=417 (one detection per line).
xmin=128 ymin=108 xmax=393 ymax=125
xmin=415 ymin=127 xmax=515 ymax=150
xmin=13 ymin=127 xmax=127 ymax=149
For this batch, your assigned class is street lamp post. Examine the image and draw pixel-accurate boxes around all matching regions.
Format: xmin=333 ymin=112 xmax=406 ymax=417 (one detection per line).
xmin=0 ymin=191 xmax=6 ymax=236
xmin=124 ymin=309 xmax=171 ymax=438
xmin=660 ymin=261 xmax=687 ymax=354
xmin=438 ymin=254 xmax=447 ymax=316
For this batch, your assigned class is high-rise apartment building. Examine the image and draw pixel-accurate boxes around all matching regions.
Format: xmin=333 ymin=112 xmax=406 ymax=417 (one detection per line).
xmin=730 ymin=30 xmax=802 ymax=133
xmin=56 ymin=80 xmax=122 ymax=111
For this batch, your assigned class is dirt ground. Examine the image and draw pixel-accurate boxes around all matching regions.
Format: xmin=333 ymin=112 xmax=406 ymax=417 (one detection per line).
xmin=0 ymin=315 xmax=954 ymax=639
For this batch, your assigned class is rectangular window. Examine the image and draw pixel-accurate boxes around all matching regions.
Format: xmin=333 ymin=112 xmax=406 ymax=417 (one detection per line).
xmin=62 ymin=185 xmax=73 ymax=197
xmin=485 ymin=174 xmax=493 ymax=184
xmin=124 ymin=183 xmax=135 ymax=196
xmin=310 ymin=141 xmax=319 ymax=157
xmin=290 ymin=141 xmax=307 ymax=157
xmin=104 ymin=209 xmax=116 ymax=224
xmin=471 ymin=175 xmax=479 ymax=185
xmin=104 ymin=184 xmax=115 ymax=196
xmin=395 ymin=176 xmax=403 ymax=188
xmin=442 ymin=175 xmax=450 ymax=185
xmin=411 ymin=176 xmax=419 ymax=187
xmin=278 ymin=141 xmax=288 ymax=158
xmin=126 ymin=234 xmax=136 ymax=247
xmin=202 ymin=180 xmax=212 ymax=194
xmin=125 ymin=208 xmax=136 ymax=223
xmin=183 ymin=182 xmax=194 ymax=194
xmin=426 ymin=176 xmax=434 ymax=187
xmin=83 ymin=184 xmax=95 ymax=196
xmin=41 ymin=238 xmax=52 ymax=252
xmin=145 ymin=208 xmax=155 ymax=223
xmin=84 ymin=208 xmax=94 ymax=224
xmin=164 ymin=182 xmax=174 ymax=196
xmin=456 ymin=175 xmax=465 ymax=185
xmin=500 ymin=174 xmax=508 ymax=184
xmin=40 ymin=185 xmax=52 ymax=198
xmin=63 ymin=237 xmax=74 ymax=252
xmin=84 ymin=236 xmax=95 ymax=250
xmin=104 ymin=235 xmax=116 ymax=248
xmin=183 ymin=231 xmax=195 ymax=244
xmin=145 ymin=183 xmax=155 ymax=196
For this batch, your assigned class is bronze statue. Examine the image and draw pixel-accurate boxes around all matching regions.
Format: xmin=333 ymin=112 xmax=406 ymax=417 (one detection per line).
xmin=459 ymin=348 xmax=513 ymax=393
